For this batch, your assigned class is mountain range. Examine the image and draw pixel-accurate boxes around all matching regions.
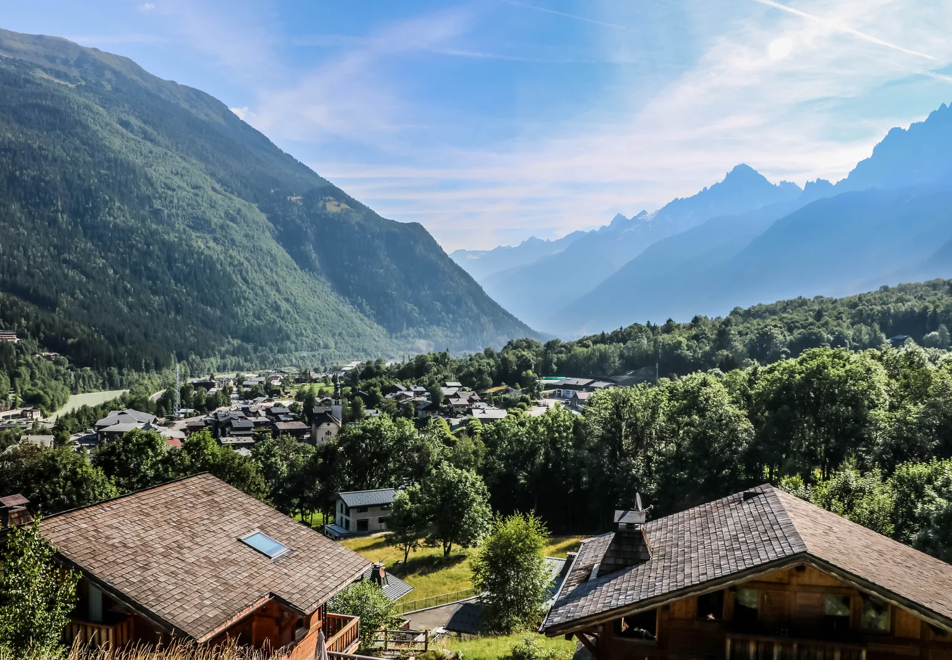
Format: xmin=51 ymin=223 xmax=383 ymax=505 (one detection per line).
xmin=0 ymin=28 xmax=536 ymax=371
xmin=456 ymin=103 xmax=952 ymax=337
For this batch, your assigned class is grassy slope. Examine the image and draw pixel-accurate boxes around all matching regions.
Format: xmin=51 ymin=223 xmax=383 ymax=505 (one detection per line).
xmin=342 ymin=535 xmax=584 ymax=602
xmin=438 ymin=633 xmax=577 ymax=660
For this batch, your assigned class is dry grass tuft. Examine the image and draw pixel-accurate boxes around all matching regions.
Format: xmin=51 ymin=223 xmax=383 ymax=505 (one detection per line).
xmin=1 ymin=641 xmax=278 ymax=660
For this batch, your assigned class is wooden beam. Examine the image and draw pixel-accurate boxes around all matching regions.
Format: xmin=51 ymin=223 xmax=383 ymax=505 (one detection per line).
xmin=575 ymin=632 xmax=598 ymax=658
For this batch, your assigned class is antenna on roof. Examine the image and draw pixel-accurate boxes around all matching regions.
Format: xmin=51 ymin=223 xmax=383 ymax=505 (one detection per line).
xmin=174 ymin=359 xmax=181 ymax=415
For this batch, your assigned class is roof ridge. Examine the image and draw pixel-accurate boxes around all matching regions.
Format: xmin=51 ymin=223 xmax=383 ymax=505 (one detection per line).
xmin=41 ymin=473 xmax=212 ymax=521
xmin=339 ymin=487 xmax=395 ymax=494
xmin=759 ymin=484 xmax=809 ymax=554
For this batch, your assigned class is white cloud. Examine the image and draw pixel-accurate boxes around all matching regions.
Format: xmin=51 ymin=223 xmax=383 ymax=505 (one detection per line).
xmin=230 ymin=106 xmax=249 ymax=120
xmin=139 ymin=3 xmax=155 ymax=11
xmin=202 ymin=0 xmax=952 ymax=250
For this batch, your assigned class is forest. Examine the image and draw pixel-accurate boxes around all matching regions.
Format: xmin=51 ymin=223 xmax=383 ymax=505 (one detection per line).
xmin=6 ymin=342 xmax=952 ymax=563
xmin=0 ymin=30 xmax=533 ymax=377
xmin=365 ymin=279 xmax=952 ymax=390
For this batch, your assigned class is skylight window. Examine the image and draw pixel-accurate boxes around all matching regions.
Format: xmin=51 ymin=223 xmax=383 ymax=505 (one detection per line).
xmin=240 ymin=531 xmax=289 ymax=558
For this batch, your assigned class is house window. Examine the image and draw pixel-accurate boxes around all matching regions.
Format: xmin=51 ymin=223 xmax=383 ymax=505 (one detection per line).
xmin=824 ymin=595 xmax=852 ymax=634
xmin=356 ymin=506 xmax=369 ymax=513
xmin=734 ymin=588 xmax=759 ymax=627
xmin=357 ymin=519 xmax=369 ymax=532
xmin=613 ymin=609 xmax=656 ymax=640
xmin=697 ymin=590 xmax=724 ymax=620
xmin=379 ymin=517 xmax=389 ymax=528
xmin=343 ymin=518 xmax=350 ymax=530
xmin=240 ymin=531 xmax=290 ymax=559
xmin=862 ymin=597 xmax=890 ymax=633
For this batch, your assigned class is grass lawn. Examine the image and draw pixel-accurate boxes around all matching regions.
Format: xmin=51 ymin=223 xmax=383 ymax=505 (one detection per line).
xmin=342 ymin=535 xmax=584 ymax=602
xmin=294 ymin=511 xmax=326 ymax=528
xmin=48 ymin=389 xmax=128 ymax=421
xmin=438 ymin=632 xmax=576 ymax=660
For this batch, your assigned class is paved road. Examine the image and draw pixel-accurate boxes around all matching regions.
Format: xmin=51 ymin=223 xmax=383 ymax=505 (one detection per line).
xmin=404 ymin=599 xmax=482 ymax=635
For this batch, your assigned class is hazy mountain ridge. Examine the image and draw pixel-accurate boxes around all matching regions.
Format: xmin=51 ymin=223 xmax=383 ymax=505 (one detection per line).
xmin=450 ymin=230 xmax=587 ymax=282
xmin=0 ymin=28 xmax=537 ymax=370
xmin=479 ymin=165 xmax=804 ymax=330
xmin=555 ymin=102 xmax=952 ymax=334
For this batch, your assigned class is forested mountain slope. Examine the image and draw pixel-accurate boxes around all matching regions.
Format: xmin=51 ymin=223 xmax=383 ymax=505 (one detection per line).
xmin=0 ymin=29 xmax=535 ymax=371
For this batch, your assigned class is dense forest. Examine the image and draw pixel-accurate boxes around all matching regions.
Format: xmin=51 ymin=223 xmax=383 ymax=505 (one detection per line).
xmin=0 ymin=28 xmax=534 ymax=375
xmin=351 ymin=279 xmax=952 ymax=391
xmin=0 ymin=338 xmax=157 ymax=414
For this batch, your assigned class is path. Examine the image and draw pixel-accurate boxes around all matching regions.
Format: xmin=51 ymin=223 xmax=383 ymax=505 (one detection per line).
xmin=403 ymin=599 xmax=482 ymax=635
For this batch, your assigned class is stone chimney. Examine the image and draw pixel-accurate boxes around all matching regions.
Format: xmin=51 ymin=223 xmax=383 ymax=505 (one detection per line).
xmin=368 ymin=562 xmax=389 ymax=588
xmin=0 ymin=494 xmax=32 ymax=530
xmin=595 ymin=500 xmax=652 ymax=577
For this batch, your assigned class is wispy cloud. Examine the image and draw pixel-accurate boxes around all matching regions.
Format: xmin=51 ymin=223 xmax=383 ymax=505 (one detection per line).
xmin=500 ymin=0 xmax=632 ymax=32
xmin=138 ymin=3 xmax=155 ymax=12
xmin=751 ymin=0 xmax=939 ymax=61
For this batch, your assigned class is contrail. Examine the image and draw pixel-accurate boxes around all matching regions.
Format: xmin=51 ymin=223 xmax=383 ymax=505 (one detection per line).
xmin=500 ymin=0 xmax=631 ymax=32
xmin=752 ymin=0 xmax=938 ymax=61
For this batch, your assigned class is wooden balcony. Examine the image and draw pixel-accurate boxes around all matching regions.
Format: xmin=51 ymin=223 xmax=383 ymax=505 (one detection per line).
xmin=64 ymin=615 xmax=134 ymax=655
xmin=727 ymin=632 xmax=866 ymax=660
xmin=326 ymin=612 xmax=360 ymax=653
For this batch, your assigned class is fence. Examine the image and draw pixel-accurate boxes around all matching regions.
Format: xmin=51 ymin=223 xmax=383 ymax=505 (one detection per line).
xmin=398 ymin=588 xmax=479 ymax=613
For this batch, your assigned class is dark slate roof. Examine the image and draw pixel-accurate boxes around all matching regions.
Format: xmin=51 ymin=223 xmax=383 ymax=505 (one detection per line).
xmin=360 ymin=567 xmax=414 ymax=601
xmin=312 ymin=411 xmax=341 ymax=426
xmin=96 ymin=409 xmax=156 ymax=428
xmin=542 ymin=485 xmax=952 ymax=634
xmin=41 ymin=474 xmax=370 ymax=642
xmin=338 ymin=489 xmax=396 ymax=508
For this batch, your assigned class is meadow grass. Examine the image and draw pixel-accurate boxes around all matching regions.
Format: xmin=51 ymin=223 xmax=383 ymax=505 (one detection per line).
xmin=436 ymin=632 xmax=576 ymax=660
xmin=342 ymin=536 xmax=584 ymax=602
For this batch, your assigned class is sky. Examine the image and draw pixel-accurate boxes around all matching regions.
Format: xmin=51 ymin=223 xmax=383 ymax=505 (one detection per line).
xmin=4 ymin=0 xmax=952 ymax=251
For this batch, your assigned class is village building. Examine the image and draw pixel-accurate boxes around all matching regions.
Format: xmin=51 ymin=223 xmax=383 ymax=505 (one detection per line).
xmin=471 ymin=406 xmax=507 ymax=423
xmin=310 ymin=409 xmax=342 ymax=445
xmin=326 ymin=488 xmax=395 ymax=538
xmin=570 ymin=391 xmax=593 ymax=412
xmin=274 ymin=421 xmax=308 ymax=440
xmin=20 ymin=434 xmax=55 ymax=449
xmin=0 ymin=331 xmax=18 ymax=343
xmin=552 ymin=378 xmax=614 ymax=399
xmin=95 ymin=410 xmax=157 ymax=443
xmin=542 ymin=484 xmax=952 ymax=660
xmin=0 ymin=494 xmax=32 ymax=530
xmin=35 ymin=475 xmax=367 ymax=659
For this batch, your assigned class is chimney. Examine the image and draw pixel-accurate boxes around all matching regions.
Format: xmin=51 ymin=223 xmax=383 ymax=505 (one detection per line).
xmin=595 ymin=497 xmax=652 ymax=577
xmin=368 ymin=562 xmax=389 ymax=588
xmin=0 ymin=494 xmax=32 ymax=530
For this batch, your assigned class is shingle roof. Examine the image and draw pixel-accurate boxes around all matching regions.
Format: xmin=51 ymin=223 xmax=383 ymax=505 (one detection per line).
xmin=543 ymin=484 xmax=952 ymax=634
xmin=40 ymin=474 xmax=370 ymax=642
xmin=360 ymin=567 xmax=414 ymax=601
xmin=338 ymin=489 xmax=396 ymax=508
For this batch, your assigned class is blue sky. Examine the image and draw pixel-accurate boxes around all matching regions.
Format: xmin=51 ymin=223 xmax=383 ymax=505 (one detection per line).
xmin=4 ymin=0 xmax=952 ymax=250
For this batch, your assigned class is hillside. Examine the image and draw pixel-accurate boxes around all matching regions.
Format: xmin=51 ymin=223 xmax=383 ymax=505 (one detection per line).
xmin=0 ymin=29 xmax=536 ymax=371
xmin=480 ymin=165 xmax=803 ymax=331
xmin=557 ymin=103 xmax=952 ymax=334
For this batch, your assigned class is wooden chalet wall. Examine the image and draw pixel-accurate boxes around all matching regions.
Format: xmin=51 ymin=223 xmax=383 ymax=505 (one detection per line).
xmin=593 ymin=565 xmax=952 ymax=660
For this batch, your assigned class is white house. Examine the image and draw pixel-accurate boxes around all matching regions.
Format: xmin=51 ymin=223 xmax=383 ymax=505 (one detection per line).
xmin=326 ymin=488 xmax=396 ymax=538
